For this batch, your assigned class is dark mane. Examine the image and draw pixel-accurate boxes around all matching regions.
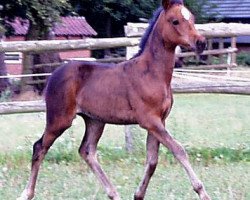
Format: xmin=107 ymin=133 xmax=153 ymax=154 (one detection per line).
xmin=132 ymin=7 xmax=163 ymax=58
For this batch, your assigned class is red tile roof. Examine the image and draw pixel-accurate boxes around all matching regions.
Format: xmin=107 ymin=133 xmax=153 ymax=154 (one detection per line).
xmin=7 ymin=16 xmax=97 ymax=37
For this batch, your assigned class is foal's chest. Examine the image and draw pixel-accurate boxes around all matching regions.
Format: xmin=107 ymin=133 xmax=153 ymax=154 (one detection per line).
xmin=159 ymin=86 xmax=173 ymax=118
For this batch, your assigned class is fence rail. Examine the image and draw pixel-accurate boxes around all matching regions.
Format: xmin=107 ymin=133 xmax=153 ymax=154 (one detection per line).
xmin=1 ymin=23 xmax=249 ymax=54
xmin=2 ymin=68 xmax=250 ymax=114
xmin=0 ymin=37 xmax=139 ymax=53
xmin=124 ymin=22 xmax=250 ymax=37
xmin=0 ymin=101 xmax=45 ymax=114
xmin=125 ymin=22 xmax=250 ymax=68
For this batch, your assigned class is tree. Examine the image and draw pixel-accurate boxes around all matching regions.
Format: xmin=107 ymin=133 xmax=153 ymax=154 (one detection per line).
xmin=70 ymin=0 xmax=214 ymax=57
xmin=71 ymin=0 xmax=159 ymax=37
xmin=0 ymin=0 xmax=70 ymax=93
xmin=70 ymin=0 xmax=160 ymax=57
xmin=19 ymin=0 xmax=71 ymax=93
xmin=185 ymin=0 xmax=217 ymax=23
xmin=1 ymin=0 xmax=70 ymax=37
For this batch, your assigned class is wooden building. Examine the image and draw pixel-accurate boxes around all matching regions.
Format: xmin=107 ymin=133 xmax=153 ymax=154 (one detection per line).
xmin=4 ymin=16 xmax=97 ymax=75
xmin=205 ymin=0 xmax=250 ymax=51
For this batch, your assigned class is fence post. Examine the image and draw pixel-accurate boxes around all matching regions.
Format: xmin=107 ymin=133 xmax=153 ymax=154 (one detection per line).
xmin=207 ymin=39 xmax=213 ymax=65
xmin=231 ymin=37 xmax=237 ymax=67
xmin=124 ymin=125 xmax=134 ymax=153
xmin=124 ymin=23 xmax=148 ymax=153
xmin=219 ymin=38 xmax=224 ymax=64
xmin=21 ymin=53 xmax=34 ymax=91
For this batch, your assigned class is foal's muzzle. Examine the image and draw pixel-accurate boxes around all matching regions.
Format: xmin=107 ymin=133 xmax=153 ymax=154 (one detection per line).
xmin=195 ymin=39 xmax=206 ymax=54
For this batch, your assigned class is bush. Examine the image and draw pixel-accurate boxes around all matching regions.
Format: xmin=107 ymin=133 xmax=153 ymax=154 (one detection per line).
xmin=0 ymin=88 xmax=12 ymax=102
xmin=237 ymin=52 xmax=250 ymax=66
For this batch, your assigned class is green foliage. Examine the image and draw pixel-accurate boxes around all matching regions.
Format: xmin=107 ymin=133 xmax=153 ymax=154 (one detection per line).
xmin=20 ymin=0 xmax=70 ymax=27
xmin=71 ymin=0 xmax=215 ymax=39
xmin=0 ymin=0 xmax=216 ymax=53
xmin=70 ymin=0 xmax=160 ymax=38
xmin=0 ymin=0 xmax=71 ymax=36
xmin=0 ymin=88 xmax=11 ymax=102
xmin=185 ymin=0 xmax=217 ymax=23
xmin=0 ymin=0 xmax=216 ymax=38
xmin=237 ymin=52 xmax=250 ymax=66
xmin=72 ymin=0 xmax=159 ymax=21
xmin=0 ymin=19 xmax=5 ymax=35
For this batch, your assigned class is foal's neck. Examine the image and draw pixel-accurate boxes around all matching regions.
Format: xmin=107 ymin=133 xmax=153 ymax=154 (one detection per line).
xmin=141 ymin=22 xmax=176 ymax=84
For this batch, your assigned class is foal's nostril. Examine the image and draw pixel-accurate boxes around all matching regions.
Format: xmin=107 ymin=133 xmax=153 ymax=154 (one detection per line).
xmin=195 ymin=40 xmax=206 ymax=54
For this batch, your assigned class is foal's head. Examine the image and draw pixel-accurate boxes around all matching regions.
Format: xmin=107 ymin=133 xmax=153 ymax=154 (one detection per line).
xmin=160 ymin=0 xmax=206 ymax=54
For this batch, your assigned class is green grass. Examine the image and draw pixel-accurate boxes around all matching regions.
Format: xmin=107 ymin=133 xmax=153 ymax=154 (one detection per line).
xmin=168 ymin=94 xmax=250 ymax=149
xmin=0 ymin=94 xmax=249 ymax=199
xmin=1 ymin=159 xmax=249 ymax=200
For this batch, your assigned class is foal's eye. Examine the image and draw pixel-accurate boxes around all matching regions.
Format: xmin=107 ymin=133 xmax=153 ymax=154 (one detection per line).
xmin=172 ymin=19 xmax=180 ymax=26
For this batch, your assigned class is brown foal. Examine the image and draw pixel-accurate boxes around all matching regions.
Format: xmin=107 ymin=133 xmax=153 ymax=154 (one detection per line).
xmin=18 ymin=0 xmax=210 ymax=200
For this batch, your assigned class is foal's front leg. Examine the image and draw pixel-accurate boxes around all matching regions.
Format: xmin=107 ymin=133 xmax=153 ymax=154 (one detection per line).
xmin=134 ymin=133 xmax=160 ymax=200
xmin=141 ymin=117 xmax=211 ymax=200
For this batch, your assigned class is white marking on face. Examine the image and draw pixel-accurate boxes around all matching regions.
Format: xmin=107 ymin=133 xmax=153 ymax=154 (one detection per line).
xmin=181 ymin=7 xmax=191 ymax=21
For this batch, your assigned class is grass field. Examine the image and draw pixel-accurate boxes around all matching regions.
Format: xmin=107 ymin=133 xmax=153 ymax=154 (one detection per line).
xmin=0 ymin=94 xmax=249 ymax=199
xmin=1 ymin=160 xmax=249 ymax=200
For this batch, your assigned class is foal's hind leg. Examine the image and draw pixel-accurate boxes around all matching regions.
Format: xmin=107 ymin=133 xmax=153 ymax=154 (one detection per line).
xmin=134 ymin=133 xmax=160 ymax=200
xmin=79 ymin=118 xmax=120 ymax=200
xmin=17 ymin=117 xmax=74 ymax=200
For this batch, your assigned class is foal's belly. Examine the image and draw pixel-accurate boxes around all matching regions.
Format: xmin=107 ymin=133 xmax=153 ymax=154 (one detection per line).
xmin=76 ymin=90 xmax=137 ymax=124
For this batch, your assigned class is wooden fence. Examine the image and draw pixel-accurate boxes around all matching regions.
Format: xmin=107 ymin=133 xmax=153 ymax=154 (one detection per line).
xmin=0 ymin=37 xmax=139 ymax=53
xmin=0 ymin=23 xmax=249 ymax=70
xmin=1 ymin=76 xmax=250 ymax=115
xmin=1 ymin=23 xmax=250 ymax=58
xmin=125 ymin=22 xmax=250 ymax=68
xmin=0 ymin=23 xmax=250 ymax=114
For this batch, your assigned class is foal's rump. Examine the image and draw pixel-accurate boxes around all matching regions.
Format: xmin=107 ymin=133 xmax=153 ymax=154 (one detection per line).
xmin=45 ymin=62 xmax=79 ymax=126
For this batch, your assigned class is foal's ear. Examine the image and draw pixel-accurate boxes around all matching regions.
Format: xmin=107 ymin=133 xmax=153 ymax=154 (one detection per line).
xmin=162 ymin=0 xmax=184 ymax=9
